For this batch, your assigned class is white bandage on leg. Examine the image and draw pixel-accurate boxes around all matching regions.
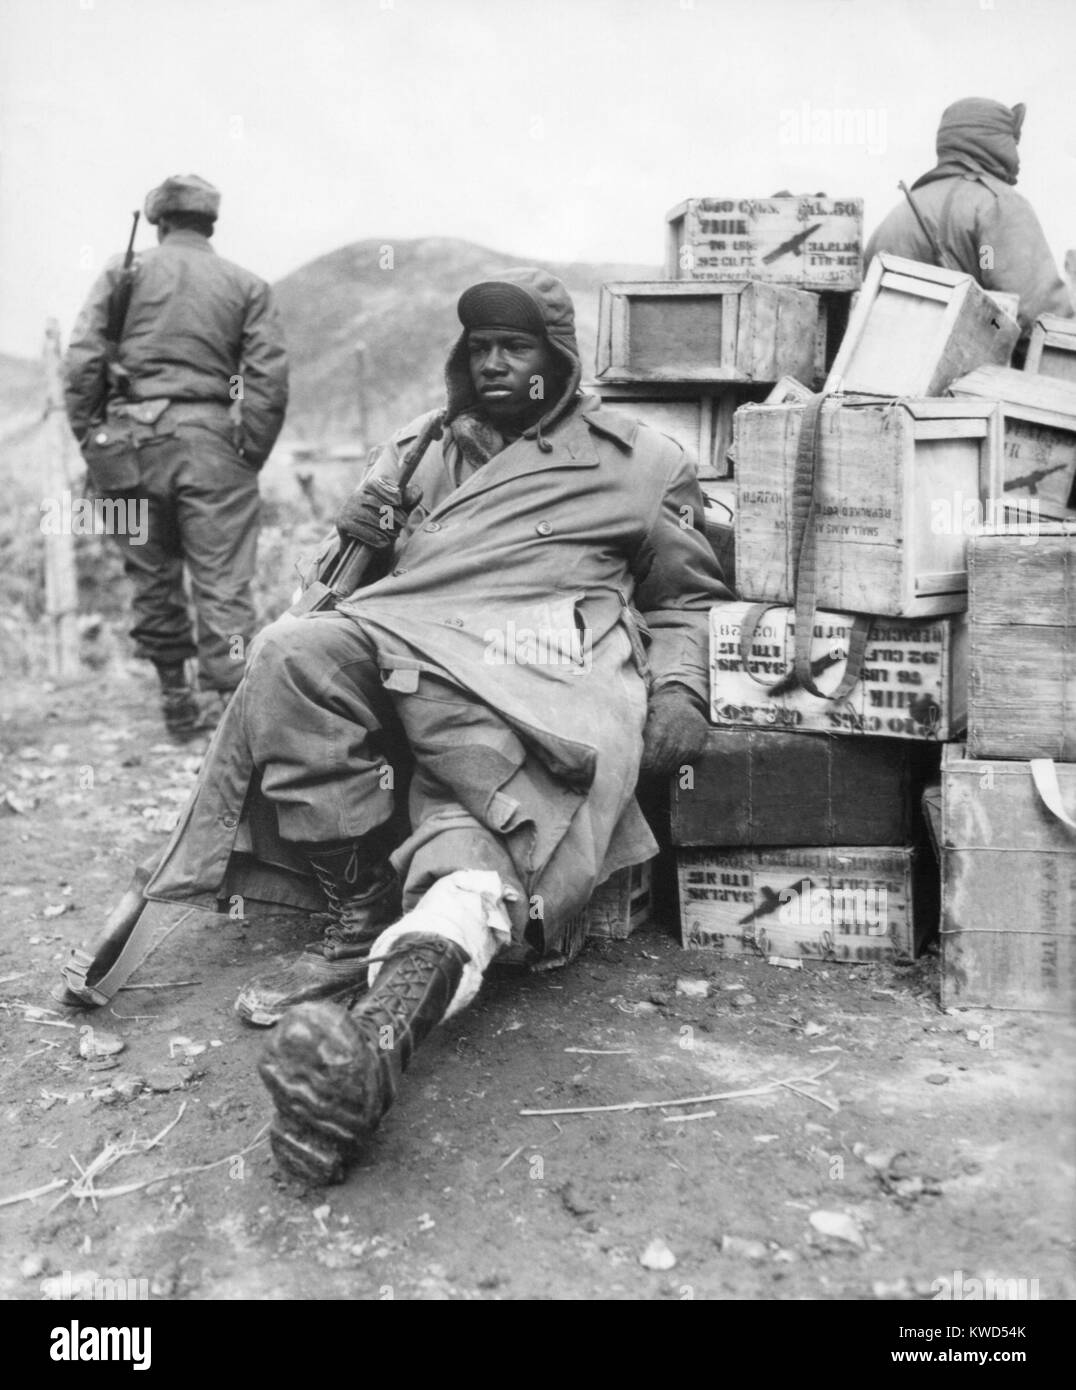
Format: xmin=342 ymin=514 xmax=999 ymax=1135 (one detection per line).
xmin=367 ymin=870 xmax=516 ymax=1019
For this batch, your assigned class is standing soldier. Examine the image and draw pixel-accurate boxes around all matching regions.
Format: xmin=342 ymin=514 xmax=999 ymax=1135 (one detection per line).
xmin=865 ymin=98 xmax=1074 ymax=341
xmin=64 ymin=174 xmax=289 ymax=738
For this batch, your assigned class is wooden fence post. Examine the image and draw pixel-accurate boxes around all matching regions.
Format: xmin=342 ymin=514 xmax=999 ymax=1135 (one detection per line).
xmin=42 ymin=318 xmax=80 ymax=678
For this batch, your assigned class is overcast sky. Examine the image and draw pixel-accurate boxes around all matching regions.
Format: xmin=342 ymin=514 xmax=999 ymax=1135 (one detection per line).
xmin=1 ymin=0 xmax=1073 ymax=357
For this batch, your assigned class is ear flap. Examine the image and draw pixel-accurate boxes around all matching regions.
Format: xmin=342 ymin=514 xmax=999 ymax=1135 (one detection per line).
xmin=1011 ymin=102 xmax=1026 ymax=141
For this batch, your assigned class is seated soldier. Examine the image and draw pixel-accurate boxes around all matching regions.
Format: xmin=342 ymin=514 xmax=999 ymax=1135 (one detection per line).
xmin=133 ymin=268 xmax=732 ymax=1184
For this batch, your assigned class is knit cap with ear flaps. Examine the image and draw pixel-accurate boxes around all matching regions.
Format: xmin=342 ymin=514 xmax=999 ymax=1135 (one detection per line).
xmin=144 ymin=174 xmax=221 ymax=225
xmin=444 ymin=267 xmax=583 ymax=449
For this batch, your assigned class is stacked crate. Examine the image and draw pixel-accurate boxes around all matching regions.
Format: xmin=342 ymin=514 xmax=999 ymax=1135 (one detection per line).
xmin=593 ymin=279 xmax=818 ymax=480
xmin=948 ymin=364 xmax=1076 ymax=523
xmin=591 ymin=196 xmax=866 ymax=585
xmin=675 ymin=250 xmax=1026 ymax=966
xmin=664 ymin=194 xmax=863 ymax=385
xmin=924 ymin=324 xmax=1076 ymax=1009
xmin=934 ymin=524 xmax=1076 ymax=1011
xmin=578 ymin=197 xmax=862 ymax=944
xmin=1024 ymin=314 xmax=1076 ymax=384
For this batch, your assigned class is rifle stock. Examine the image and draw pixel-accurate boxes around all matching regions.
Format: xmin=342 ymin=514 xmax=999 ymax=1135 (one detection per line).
xmin=289 ymin=410 xmax=445 ymax=616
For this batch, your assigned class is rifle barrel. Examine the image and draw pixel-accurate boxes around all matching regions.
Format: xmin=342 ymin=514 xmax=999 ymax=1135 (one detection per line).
xmin=123 ymin=210 xmax=140 ymax=269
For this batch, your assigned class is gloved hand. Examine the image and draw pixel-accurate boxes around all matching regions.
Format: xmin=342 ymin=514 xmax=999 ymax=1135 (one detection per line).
xmin=640 ymin=687 xmax=711 ymax=777
xmin=334 ymin=477 xmax=421 ymax=550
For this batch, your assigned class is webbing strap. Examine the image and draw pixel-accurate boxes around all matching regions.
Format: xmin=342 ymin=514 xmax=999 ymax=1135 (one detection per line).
xmin=61 ymin=900 xmax=200 ymax=1007
xmin=738 ymin=602 xmax=784 ymax=688
xmin=790 ymin=394 xmax=873 ymax=701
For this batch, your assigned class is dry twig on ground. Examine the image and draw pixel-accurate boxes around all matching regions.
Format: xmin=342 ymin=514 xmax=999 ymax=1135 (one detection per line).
xmin=519 ymin=1061 xmax=839 ymax=1118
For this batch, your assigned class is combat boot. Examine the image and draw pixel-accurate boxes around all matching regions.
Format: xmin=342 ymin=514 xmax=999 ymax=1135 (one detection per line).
xmin=156 ymin=662 xmax=202 ymax=741
xmin=234 ymin=838 xmax=399 ymax=1027
xmin=258 ymin=869 xmax=514 ymax=1184
xmin=259 ymin=932 xmax=469 ymax=1183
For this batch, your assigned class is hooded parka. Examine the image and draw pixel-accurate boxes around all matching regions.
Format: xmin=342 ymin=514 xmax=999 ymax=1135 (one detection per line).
xmin=864 ymin=98 xmax=1072 ymax=334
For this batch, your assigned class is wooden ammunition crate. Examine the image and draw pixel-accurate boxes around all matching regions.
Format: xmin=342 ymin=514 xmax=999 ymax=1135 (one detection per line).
xmin=709 ymin=602 xmax=968 ymax=742
xmin=940 ymin=746 xmax=1076 ymax=1011
xmin=560 ymin=861 xmax=653 ymax=955
xmin=967 ymin=524 xmax=1076 ymax=761
xmin=825 ymin=254 xmax=1019 ymax=397
xmin=678 ymin=845 xmax=932 ymax=961
xmin=700 ymin=481 xmax=735 ymax=589
xmin=595 ymin=281 xmax=819 ymax=385
xmin=593 ymin=381 xmax=770 ymax=478
xmin=1024 ymin=313 xmax=1076 ymax=384
xmin=585 ymin=860 xmax=652 ymax=939
xmin=665 ymin=195 xmax=863 ymax=292
xmin=671 ymin=728 xmax=936 ymax=847
xmin=948 ymin=364 xmax=1076 ymax=520
xmin=734 ymin=396 xmax=1002 ymax=617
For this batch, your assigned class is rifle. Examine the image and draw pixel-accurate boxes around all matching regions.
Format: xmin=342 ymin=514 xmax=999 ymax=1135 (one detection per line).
xmin=292 ymin=409 xmax=445 ymax=614
xmin=103 ymin=210 xmax=141 ymax=396
xmin=898 ymin=181 xmax=956 ymax=272
xmin=55 ymin=408 xmax=447 ymax=1009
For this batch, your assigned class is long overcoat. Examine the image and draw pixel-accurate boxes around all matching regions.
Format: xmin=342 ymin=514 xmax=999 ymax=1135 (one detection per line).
xmin=142 ymin=394 xmax=732 ymax=953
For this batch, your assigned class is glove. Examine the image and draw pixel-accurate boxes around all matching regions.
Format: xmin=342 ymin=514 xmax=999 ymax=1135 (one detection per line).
xmin=640 ymin=688 xmax=710 ymax=778
xmin=334 ymin=477 xmax=421 ymax=550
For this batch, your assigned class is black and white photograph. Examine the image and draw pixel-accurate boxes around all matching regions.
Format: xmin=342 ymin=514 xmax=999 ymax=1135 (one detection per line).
xmin=0 ymin=0 xmax=1073 ymax=1335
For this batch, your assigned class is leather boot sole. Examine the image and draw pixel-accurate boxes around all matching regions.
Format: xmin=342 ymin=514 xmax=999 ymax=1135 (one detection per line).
xmin=234 ymin=951 xmax=370 ymax=1028
xmin=258 ymin=935 xmax=469 ymax=1185
xmin=268 ymin=1114 xmax=350 ymax=1186
xmin=258 ymin=1001 xmax=381 ymax=1183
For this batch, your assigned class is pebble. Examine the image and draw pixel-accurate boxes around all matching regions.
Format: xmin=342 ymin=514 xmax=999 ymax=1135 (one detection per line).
xmin=78 ymin=1029 xmax=125 ymax=1060
xmin=639 ymin=1237 xmax=677 ymax=1271
xmin=809 ymin=1209 xmax=866 ymax=1249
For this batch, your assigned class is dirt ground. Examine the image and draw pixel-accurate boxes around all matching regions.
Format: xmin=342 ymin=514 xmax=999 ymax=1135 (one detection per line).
xmin=1 ymin=666 xmax=1073 ymax=1304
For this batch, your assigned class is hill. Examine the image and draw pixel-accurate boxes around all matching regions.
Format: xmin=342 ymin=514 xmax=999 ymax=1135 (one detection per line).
xmin=273 ymin=237 xmax=658 ymax=445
